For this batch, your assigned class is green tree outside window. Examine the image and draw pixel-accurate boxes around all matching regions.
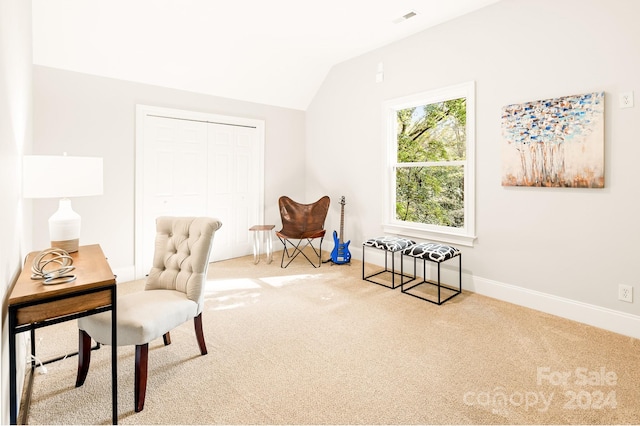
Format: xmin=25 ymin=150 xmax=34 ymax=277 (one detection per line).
xmin=395 ymin=98 xmax=466 ymax=227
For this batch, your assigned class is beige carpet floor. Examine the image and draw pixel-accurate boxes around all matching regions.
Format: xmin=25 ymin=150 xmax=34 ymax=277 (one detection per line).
xmin=23 ymin=252 xmax=640 ymax=425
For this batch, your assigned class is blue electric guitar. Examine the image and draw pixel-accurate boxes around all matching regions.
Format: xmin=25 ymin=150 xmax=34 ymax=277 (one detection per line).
xmin=330 ymin=196 xmax=351 ymax=264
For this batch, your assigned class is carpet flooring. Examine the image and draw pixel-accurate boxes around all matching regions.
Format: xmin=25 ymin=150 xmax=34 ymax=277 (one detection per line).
xmin=23 ymin=253 xmax=640 ymax=424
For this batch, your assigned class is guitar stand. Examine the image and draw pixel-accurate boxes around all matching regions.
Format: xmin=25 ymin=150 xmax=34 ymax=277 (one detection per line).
xmin=324 ymin=258 xmax=351 ymax=266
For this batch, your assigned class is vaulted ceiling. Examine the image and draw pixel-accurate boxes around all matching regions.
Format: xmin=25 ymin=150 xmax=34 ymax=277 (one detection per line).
xmin=32 ymin=0 xmax=501 ymax=110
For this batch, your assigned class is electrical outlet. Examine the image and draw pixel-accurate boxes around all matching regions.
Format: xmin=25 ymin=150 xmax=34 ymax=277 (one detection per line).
xmin=618 ymin=284 xmax=633 ymax=303
xmin=619 ymin=91 xmax=634 ymax=108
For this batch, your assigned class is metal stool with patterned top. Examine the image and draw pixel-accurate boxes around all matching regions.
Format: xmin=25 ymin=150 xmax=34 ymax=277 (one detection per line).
xmin=362 ymin=236 xmax=416 ymax=289
xmin=401 ymin=242 xmax=462 ymax=305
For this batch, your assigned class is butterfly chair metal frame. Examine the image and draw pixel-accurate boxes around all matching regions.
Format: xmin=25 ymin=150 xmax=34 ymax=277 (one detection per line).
xmin=276 ymin=196 xmax=330 ymax=268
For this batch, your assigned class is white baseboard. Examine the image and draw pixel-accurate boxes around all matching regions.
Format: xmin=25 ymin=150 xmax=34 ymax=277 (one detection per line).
xmin=468 ymin=275 xmax=640 ymax=340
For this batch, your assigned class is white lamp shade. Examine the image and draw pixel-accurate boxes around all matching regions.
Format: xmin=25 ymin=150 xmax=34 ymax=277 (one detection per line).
xmin=23 ymin=155 xmax=103 ymax=252
xmin=23 ymin=155 xmax=103 ymax=198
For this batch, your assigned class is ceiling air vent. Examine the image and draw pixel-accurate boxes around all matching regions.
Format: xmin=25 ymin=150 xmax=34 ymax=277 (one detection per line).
xmin=393 ymin=11 xmax=417 ymax=24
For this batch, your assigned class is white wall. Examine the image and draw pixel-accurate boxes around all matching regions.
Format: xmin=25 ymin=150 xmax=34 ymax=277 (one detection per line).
xmin=0 ymin=0 xmax=33 ymax=423
xmin=33 ymin=66 xmax=306 ymax=279
xmin=306 ymin=0 xmax=640 ymax=336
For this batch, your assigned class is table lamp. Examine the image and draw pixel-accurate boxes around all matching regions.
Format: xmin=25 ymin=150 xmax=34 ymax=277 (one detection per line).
xmin=23 ymin=154 xmax=103 ymax=252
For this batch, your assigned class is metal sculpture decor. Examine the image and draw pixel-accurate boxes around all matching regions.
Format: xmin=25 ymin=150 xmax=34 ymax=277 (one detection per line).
xmin=30 ymin=247 xmax=76 ymax=284
xmin=501 ymin=91 xmax=605 ymax=188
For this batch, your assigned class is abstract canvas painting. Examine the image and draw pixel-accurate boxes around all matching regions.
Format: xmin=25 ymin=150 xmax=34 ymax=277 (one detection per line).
xmin=501 ymin=91 xmax=605 ymax=188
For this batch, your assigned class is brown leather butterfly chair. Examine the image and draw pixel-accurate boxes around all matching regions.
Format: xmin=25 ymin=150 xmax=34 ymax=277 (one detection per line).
xmin=276 ymin=196 xmax=330 ymax=268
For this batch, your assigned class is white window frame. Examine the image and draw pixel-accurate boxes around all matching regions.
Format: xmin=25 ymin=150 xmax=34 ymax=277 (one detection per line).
xmin=382 ymin=81 xmax=476 ymax=247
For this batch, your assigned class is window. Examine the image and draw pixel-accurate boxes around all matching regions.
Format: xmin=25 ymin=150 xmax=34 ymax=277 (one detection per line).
xmin=383 ymin=81 xmax=476 ymax=247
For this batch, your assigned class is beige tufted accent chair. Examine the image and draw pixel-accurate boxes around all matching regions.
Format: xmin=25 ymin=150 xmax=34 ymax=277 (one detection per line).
xmin=76 ymin=216 xmax=222 ymax=412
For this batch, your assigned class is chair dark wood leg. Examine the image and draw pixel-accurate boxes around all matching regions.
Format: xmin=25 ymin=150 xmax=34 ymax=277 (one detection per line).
xmin=163 ymin=332 xmax=171 ymax=346
xmin=134 ymin=343 xmax=149 ymax=412
xmin=75 ymin=330 xmax=92 ymax=387
xmin=194 ymin=313 xmax=208 ymax=355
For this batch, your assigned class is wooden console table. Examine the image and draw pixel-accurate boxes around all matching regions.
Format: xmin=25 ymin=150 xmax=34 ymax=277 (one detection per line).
xmin=8 ymin=244 xmax=118 ymax=424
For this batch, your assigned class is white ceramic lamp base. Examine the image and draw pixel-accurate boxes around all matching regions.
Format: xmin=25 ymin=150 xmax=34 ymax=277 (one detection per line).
xmin=49 ymin=198 xmax=81 ymax=253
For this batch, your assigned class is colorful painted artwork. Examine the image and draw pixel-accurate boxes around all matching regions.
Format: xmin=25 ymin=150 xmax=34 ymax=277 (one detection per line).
xmin=501 ymin=91 xmax=604 ymax=188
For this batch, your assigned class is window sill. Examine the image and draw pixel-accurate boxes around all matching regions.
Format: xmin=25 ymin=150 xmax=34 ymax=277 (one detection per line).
xmin=382 ymin=223 xmax=476 ymax=247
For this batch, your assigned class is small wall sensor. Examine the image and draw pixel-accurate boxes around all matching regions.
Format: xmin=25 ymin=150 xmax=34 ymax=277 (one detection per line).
xmin=376 ymin=62 xmax=384 ymax=83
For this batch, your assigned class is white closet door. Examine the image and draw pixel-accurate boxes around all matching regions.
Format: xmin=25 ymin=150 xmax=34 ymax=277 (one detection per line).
xmin=140 ymin=115 xmax=208 ymax=273
xmin=207 ymin=123 xmax=258 ymax=261
xmin=136 ymin=105 xmax=265 ymax=278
